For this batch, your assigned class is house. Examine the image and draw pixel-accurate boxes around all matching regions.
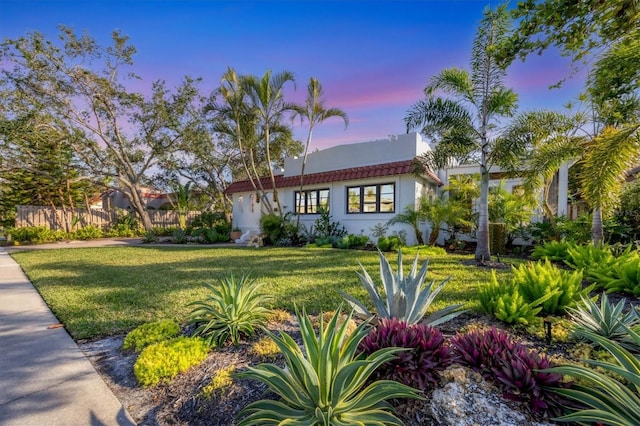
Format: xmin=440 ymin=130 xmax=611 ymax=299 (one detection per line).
xmin=224 ymin=132 xmax=571 ymax=245
xmin=100 ymin=188 xmax=175 ymax=211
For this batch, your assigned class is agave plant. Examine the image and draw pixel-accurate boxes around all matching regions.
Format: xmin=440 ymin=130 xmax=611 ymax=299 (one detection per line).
xmin=236 ymin=308 xmax=423 ymax=425
xmin=545 ymin=329 xmax=640 ymax=426
xmin=340 ymin=250 xmax=464 ymax=325
xmin=567 ymin=293 xmax=640 ymax=352
xmin=187 ymin=273 xmax=271 ymax=347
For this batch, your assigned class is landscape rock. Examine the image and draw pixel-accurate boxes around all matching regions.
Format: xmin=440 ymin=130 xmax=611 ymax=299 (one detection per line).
xmin=428 ymin=366 xmax=555 ymax=426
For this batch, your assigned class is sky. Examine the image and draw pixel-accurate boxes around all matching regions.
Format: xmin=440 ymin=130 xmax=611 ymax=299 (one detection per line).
xmin=0 ymin=0 xmax=586 ymax=150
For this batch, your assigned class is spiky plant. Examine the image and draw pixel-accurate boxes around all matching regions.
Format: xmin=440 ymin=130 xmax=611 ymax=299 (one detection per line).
xmin=567 ymin=293 xmax=640 ymax=352
xmin=187 ymin=273 xmax=271 ymax=346
xmin=340 ymin=250 xmax=464 ymax=325
xmin=236 ymin=308 xmax=423 ymax=425
xmin=545 ymin=329 xmax=640 ymax=426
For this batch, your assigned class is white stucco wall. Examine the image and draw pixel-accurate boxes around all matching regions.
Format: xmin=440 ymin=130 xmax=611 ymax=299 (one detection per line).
xmin=283 ymin=132 xmax=430 ymax=175
xmin=230 ymin=132 xmax=439 ymax=245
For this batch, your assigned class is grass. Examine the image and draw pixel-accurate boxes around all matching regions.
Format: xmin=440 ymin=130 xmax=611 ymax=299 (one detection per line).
xmin=11 ymin=246 xmax=518 ymax=340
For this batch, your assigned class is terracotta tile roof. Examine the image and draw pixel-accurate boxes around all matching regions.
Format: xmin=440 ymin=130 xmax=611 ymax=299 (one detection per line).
xmin=224 ymin=159 xmax=442 ymax=194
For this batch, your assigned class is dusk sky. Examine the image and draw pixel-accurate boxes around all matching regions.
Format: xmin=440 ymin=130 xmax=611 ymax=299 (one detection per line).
xmin=1 ymin=0 xmax=586 ymax=150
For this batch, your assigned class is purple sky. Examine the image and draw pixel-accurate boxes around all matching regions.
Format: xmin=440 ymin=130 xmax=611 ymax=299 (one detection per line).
xmin=1 ymin=0 xmax=585 ymax=150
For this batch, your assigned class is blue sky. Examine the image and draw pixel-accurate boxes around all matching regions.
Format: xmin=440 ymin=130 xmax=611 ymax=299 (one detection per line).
xmin=1 ymin=0 xmax=585 ymax=149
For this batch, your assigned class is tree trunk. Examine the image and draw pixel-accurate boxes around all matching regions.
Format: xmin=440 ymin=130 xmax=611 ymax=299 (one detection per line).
xmin=128 ymin=187 xmax=153 ymax=231
xmin=591 ymin=207 xmax=604 ymax=246
xmin=475 ymin=165 xmax=491 ymax=262
xmin=414 ymin=225 xmax=425 ymax=245
xmin=427 ymin=227 xmax=439 ymax=246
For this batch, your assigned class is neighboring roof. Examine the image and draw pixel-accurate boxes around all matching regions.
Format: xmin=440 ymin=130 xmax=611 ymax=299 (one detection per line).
xmin=224 ymin=159 xmax=442 ymax=194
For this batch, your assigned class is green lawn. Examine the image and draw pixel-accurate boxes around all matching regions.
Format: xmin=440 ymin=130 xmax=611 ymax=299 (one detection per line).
xmin=11 ymin=246 xmax=517 ymax=340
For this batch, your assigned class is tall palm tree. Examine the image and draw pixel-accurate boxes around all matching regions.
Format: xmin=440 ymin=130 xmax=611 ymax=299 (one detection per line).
xmin=293 ymin=78 xmax=348 ymax=224
xmin=242 ymin=70 xmax=298 ymax=214
xmin=405 ymin=5 xmax=518 ymax=261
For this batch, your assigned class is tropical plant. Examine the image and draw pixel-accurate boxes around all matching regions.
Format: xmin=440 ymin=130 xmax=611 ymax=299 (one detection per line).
xmin=420 ymin=194 xmax=473 ymax=246
xmin=293 ymin=78 xmax=348 ymax=226
xmin=511 ymin=259 xmax=591 ymax=315
xmin=565 ymin=243 xmax=622 ymax=284
xmin=133 ymin=336 xmax=210 ymax=387
xmin=236 ymin=308 xmax=423 ymax=426
xmin=122 ymin=319 xmax=181 ymax=352
xmin=242 ymin=69 xmax=299 ymax=214
xmin=567 ymin=293 xmax=640 ymax=352
xmin=187 ymin=273 xmax=271 ymax=346
xmin=544 ymin=329 xmax=640 ymax=426
xmin=359 ymin=318 xmax=452 ymax=391
xmin=531 ymin=240 xmax=574 ymax=262
xmin=599 ymin=253 xmax=640 ymax=296
xmin=479 ymin=270 xmax=554 ymax=325
xmin=405 ymin=5 xmax=519 ymax=261
xmin=340 ymin=250 xmax=464 ymax=326
xmin=451 ymin=327 xmax=568 ymax=415
xmin=387 ymin=204 xmax=426 ymax=245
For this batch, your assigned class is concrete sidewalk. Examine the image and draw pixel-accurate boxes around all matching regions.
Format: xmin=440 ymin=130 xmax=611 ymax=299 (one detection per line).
xmin=0 ymin=249 xmax=135 ymax=426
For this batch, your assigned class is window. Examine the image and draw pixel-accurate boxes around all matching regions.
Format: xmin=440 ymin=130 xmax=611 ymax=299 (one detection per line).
xmin=294 ymin=189 xmax=329 ymax=214
xmin=347 ymin=183 xmax=395 ymax=214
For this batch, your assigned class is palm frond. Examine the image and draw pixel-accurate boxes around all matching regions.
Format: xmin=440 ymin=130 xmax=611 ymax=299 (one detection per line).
xmin=581 ymin=125 xmax=640 ymax=215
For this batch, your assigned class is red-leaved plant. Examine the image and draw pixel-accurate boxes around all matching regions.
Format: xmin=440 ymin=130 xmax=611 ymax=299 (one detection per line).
xmin=359 ymin=318 xmax=452 ymax=391
xmin=451 ymin=327 xmax=570 ymax=416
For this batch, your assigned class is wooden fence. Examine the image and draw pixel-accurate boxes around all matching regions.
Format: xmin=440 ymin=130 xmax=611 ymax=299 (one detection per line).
xmin=15 ymin=205 xmax=201 ymax=230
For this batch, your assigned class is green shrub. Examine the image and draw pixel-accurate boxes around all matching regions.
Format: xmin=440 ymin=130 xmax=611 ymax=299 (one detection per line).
xmin=565 ymin=244 xmax=620 ymax=283
xmin=122 ymin=319 xmax=181 ymax=352
xmin=191 ymin=211 xmax=228 ymax=229
xmin=377 ymin=235 xmax=403 ymax=252
xmin=512 ymin=259 xmax=591 ymax=315
xmin=171 ymin=228 xmax=188 ymax=244
xmin=151 ymin=226 xmax=179 ymax=236
xmin=142 ymin=230 xmax=158 ymax=243
xmin=188 ymin=273 xmax=271 ymax=346
xmin=531 ymin=240 xmax=574 ymax=262
xmin=133 ymin=336 xmax=210 ymax=387
xmin=8 ymin=226 xmax=65 ymax=243
xmin=479 ymin=270 xmax=551 ymax=325
xmin=236 ymin=308 xmax=422 ymax=425
xmin=75 ymin=225 xmax=103 ymax=240
xmin=340 ymin=250 xmax=464 ymax=326
xmin=335 ymin=233 xmax=370 ymax=249
xmin=598 ymin=252 xmax=640 ymax=296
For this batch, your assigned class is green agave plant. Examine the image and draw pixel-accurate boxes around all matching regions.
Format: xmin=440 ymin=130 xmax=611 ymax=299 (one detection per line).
xmin=340 ymin=250 xmax=464 ymax=325
xmin=567 ymin=293 xmax=640 ymax=352
xmin=187 ymin=273 xmax=271 ymax=347
xmin=236 ymin=308 xmax=423 ymax=426
xmin=545 ymin=329 xmax=640 ymax=426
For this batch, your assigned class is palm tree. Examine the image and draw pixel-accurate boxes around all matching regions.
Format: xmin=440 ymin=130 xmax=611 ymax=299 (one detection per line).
xmin=242 ymin=70 xmax=298 ymax=214
xmin=405 ymin=5 xmax=518 ymax=261
xmin=293 ymin=78 xmax=348 ymax=224
xmin=387 ymin=204 xmax=426 ymax=245
xmin=503 ymin=108 xmax=640 ymax=245
xmin=420 ymin=195 xmax=473 ymax=246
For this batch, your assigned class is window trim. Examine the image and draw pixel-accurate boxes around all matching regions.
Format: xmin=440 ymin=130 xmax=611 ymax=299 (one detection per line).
xmin=346 ymin=183 xmax=395 ymax=214
xmin=294 ymin=188 xmax=330 ymax=214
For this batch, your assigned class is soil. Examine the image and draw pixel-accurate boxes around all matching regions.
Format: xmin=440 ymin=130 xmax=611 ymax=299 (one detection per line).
xmin=79 ymin=310 xmax=560 ymax=426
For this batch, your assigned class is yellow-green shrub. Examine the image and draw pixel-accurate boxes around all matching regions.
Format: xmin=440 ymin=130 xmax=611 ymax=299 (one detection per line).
xmin=133 ymin=337 xmax=210 ymax=387
xmin=122 ymin=319 xmax=180 ymax=352
xmin=200 ymin=366 xmax=235 ymax=399
xmin=249 ymin=337 xmax=280 ymax=359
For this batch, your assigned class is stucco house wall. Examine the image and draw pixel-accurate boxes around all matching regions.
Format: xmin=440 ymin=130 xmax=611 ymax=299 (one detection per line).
xmin=225 ymin=133 xmax=441 ymax=245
